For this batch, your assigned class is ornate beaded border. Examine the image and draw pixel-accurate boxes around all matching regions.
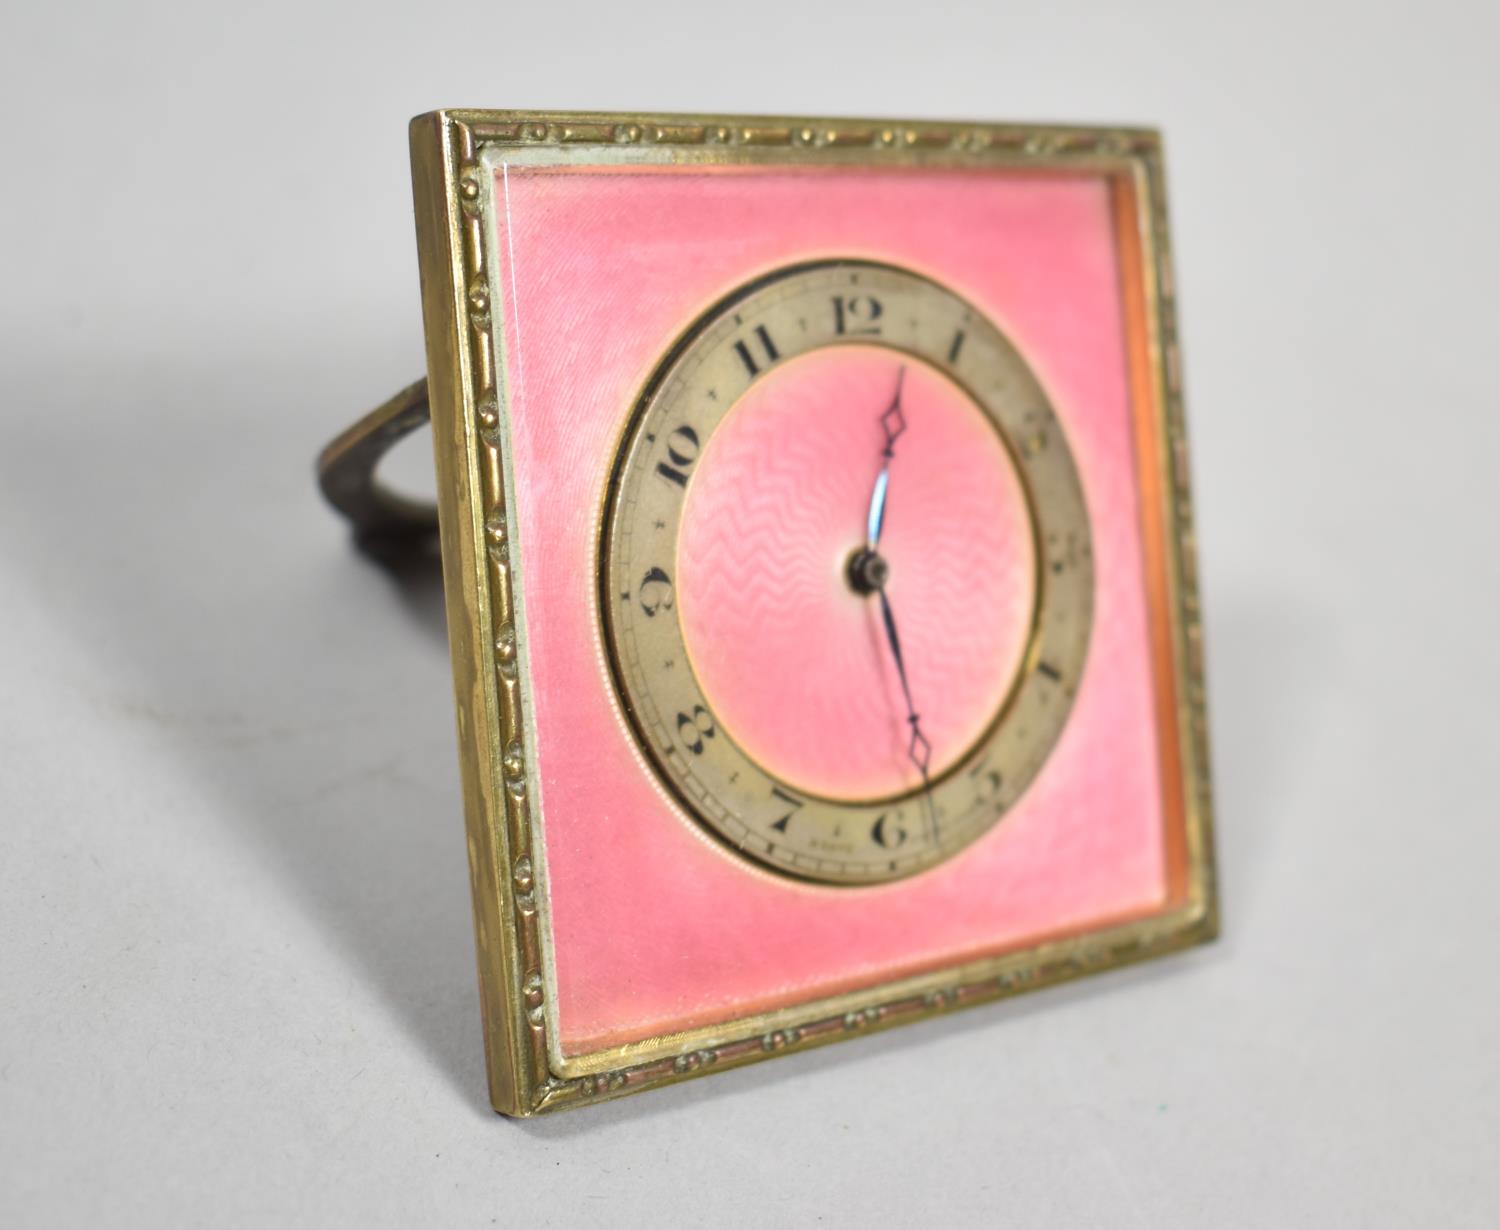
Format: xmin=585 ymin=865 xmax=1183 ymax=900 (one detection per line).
xmin=425 ymin=111 xmax=1217 ymax=1115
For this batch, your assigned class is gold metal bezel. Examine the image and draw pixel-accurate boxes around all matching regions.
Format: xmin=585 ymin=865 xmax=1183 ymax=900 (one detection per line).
xmin=598 ymin=258 xmax=1094 ymax=884
xmin=409 ymin=108 xmax=1217 ymax=1115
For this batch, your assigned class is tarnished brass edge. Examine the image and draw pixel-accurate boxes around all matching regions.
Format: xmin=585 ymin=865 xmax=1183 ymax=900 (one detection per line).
xmin=540 ymin=902 xmax=1217 ymax=1108
xmin=548 ymin=899 xmax=1213 ymax=1082
xmin=411 ymin=114 xmax=532 ymax=1116
xmin=1135 ymin=142 xmax=1220 ymax=932
xmin=445 ymin=108 xmax=1160 ymax=158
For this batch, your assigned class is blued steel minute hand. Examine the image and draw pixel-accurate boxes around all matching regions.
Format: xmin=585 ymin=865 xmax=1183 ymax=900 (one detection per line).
xmin=864 ymin=366 xmax=937 ymax=837
xmin=865 ymin=367 xmax=903 ymax=550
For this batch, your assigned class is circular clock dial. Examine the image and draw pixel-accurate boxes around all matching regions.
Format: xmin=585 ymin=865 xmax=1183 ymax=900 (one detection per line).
xmin=601 ymin=260 xmax=1093 ymax=884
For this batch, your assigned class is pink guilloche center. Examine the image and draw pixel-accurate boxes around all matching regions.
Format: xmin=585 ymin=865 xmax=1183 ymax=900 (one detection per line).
xmin=676 ymin=344 xmax=1037 ymax=801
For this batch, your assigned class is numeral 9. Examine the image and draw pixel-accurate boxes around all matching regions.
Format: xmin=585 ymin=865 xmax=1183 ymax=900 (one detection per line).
xmin=639 ymin=567 xmax=674 ymax=617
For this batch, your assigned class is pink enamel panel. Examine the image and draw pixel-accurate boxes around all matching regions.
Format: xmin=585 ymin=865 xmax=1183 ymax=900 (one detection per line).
xmin=491 ymin=165 xmax=1167 ymax=1053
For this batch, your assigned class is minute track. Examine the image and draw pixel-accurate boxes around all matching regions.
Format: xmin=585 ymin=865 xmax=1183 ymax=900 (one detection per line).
xmin=599 ymin=259 xmax=1094 ymax=885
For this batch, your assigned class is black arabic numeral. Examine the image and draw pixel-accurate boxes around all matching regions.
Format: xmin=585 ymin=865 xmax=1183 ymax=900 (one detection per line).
xmin=872 ymin=811 xmax=908 ymax=849
xmin=769 ymin=786 xmax=803 ymax=834
xmin=732 ymin=325 xmax=780 ymax=377
xmin=676 ymin=705 xmax=716 ymax=755
xmin=639 ymin=566 xmax=674 ymax=617
xmin=833 ymin=294 xmax=883 ymax=336
xmin=969 ymin=754 xmax=1003 ymax=805
xmin=655 ymin=425 xmax=700 ymax=488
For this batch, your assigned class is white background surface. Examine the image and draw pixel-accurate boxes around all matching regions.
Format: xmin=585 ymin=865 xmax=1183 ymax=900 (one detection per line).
xmin=3 ymin=2 xmax=1497 ymax=1225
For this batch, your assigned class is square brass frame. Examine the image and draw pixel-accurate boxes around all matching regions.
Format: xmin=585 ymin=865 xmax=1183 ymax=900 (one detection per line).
xmin=408 ymin=108 xmax=1217 ymax=1116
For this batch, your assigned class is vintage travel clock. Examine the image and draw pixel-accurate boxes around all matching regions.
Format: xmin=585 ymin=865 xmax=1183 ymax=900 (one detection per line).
xmin=319 ymin=110 xmax=1217 ymax=1115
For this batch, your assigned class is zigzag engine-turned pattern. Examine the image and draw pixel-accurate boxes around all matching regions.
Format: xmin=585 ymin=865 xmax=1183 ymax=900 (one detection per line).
xmin=677 ymin=345 xmax=1036 ymax=801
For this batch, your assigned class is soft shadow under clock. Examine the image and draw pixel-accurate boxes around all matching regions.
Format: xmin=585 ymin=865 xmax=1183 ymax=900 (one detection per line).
xmin=0 ymin=357 xmax=494 ymax=1117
